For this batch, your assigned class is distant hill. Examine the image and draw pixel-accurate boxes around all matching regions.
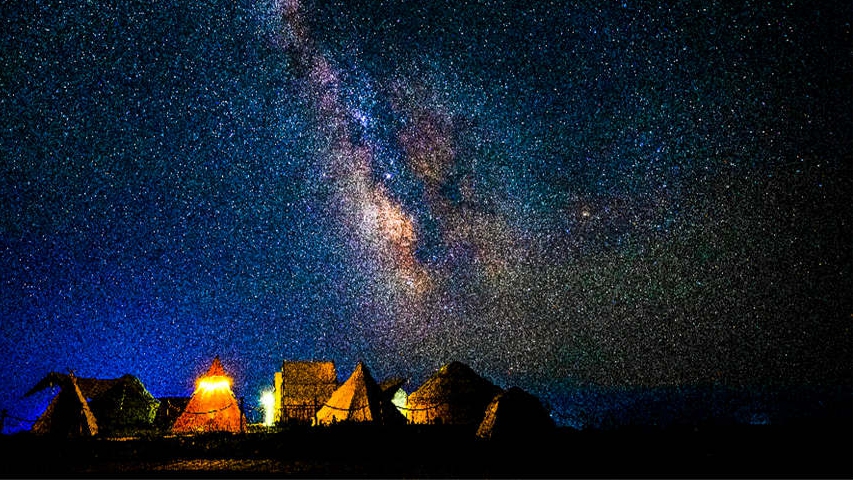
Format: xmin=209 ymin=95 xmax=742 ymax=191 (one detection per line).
xmin=549 ymin=384 xmax=851 ymax=430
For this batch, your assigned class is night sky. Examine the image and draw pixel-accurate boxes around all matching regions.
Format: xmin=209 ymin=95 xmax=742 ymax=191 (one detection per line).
xmin=1 ymin=0 xmax=850 ymax=430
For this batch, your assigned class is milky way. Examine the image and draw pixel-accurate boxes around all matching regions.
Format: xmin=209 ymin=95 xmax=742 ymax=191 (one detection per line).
xmin=0 ymin=0 xmax=849 ymax=428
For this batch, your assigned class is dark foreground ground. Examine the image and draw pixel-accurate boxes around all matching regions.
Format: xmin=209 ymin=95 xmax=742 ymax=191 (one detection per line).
xmin=1 ymin=422 xmax=850 ymax=478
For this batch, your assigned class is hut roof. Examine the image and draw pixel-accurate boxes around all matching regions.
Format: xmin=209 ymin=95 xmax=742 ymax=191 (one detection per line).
xmin=408 ymin=361 xmax=501 ymax=403
xmin=282 ymin=361 xmax=337 ymax=385
xmin=406 ymin=361 xmax=502 ymax=426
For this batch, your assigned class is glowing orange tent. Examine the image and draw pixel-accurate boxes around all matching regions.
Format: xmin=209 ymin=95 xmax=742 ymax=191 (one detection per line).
xmin=171 ymin=356 xmax=246 ymax=433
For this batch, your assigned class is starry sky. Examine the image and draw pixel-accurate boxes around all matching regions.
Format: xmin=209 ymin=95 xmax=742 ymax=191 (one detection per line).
xmin=1 ymin=0 xmax=850 ymax=429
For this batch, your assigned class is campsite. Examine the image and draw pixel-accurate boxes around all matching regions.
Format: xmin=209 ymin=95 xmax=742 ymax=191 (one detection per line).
xmin=7 ymin=358 xmax=559 ymax=442
xmin=1 ymin=356 xmax=850 ymax=477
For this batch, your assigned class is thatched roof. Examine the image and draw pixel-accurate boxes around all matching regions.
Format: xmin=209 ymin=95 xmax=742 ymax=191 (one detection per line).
xmin=282 ymin=361 xmax=337 ymax=385
xmin=405 ymin=361 xmax=502 ymax=426
xmin=378 ymin=377 xmax=406 ymax=395
xmin=280 ymin=360 xmax=338 ymax=404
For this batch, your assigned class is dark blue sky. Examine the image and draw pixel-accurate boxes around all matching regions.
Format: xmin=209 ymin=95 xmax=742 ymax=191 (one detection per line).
xmin=1 ymin=0 xmax=850 ymax=429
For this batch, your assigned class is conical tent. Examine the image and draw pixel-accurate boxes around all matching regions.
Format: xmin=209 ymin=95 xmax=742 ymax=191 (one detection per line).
xmin=171 ymin=356 xmax=246 ymax=433
xmin=476 ymin=387 xmax=555 ymax=440
xmin=315 ymin=362 xmax=405 ymax=425
xmin=405 ymin=361 xmax=502 ymax=426
xmin=30 ymin=372 xmax=98 ymax=437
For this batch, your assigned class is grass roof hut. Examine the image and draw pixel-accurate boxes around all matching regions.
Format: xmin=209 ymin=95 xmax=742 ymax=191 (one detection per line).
xmin=275 ymin=360 xmax=338 ymax=425
xmin=405 ymin=361 xmax=502 ymax=426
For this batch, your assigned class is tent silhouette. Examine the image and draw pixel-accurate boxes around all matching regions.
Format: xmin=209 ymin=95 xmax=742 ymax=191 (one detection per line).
xmin=315 ymin=361 xmax=405 ymax=425
xmin=27 ymin=372 xmax=98 ymax=437
xmin=86 ymin=374 xmax=159 ymax=434
xmin=476 ymin=386 xmax=555 ymax=440
xmin=171 ymin=356 xmax=245 ymax=433
xmin=26 ymin=371 xmax=159 ymax=436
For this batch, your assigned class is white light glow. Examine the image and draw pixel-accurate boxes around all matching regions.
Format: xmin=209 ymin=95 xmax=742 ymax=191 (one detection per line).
xmin=261 ymin=390 xmax=275 ymax=427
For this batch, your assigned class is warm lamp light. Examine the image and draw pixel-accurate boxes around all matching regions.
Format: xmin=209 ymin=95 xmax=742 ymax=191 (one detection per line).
xmin=197 ymin=376 xmax=231 ymax=393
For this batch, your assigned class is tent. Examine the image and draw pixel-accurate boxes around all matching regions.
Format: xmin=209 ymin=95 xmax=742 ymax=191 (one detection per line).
xmin=26 ymin=372 xmax=159 ymax=436
xmin=314 ymin=362 xmax=406 ymax=425
xmin=87 ymin=374 xmax=160 ymax=434
xmin=28 ymin=372 xmax=98 ymax=437
xmin=171 ymin=356 xmax=246 ymax=434
xmin=476 ymin=387 xmax=555 ymax=440
xmin=405 ymin=361 xmax=502 ymax=426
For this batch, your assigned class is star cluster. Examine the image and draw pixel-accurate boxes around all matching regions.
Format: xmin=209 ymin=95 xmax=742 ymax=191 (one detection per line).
xmin=0 ymin=0 xmax=849 ymax=428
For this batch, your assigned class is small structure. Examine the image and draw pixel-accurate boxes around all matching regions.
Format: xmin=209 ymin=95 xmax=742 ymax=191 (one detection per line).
xmin=405 ymin=361 xmax=502 ymax=426
xmin=171 ymin=356 xmax=246 ymax=434
xmin=274 ymin=360 xmax=338 ymax=424
xmin=314 ymin=362 xmax=406 ymax=425
xmin=153 ymin=397 xmax=190 ymax=431
xmin=379 ymin=378 xmax=408 ymax=416
xmin=26 ymin=372 xmax=159 ymax=436
xmin=476 ymin=387 xmax=555 ymax=440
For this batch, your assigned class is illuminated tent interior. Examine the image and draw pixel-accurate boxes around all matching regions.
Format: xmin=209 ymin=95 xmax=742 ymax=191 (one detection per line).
xmin=379 ymin=377 xmax=408 ymax=416
xmin=476 ymin=386 xmax=555 ymax=440
xmin=171 ymin=356 xmax=246 ymax=434
xmin=314 ymin=361 xmax=405 ymax=426
xmin=405 ymin=361 xmax=502 ymax=426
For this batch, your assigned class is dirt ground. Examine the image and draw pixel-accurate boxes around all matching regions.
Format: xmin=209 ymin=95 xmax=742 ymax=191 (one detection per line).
xmin=1 ymin=422 xmax=850 ymax=478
